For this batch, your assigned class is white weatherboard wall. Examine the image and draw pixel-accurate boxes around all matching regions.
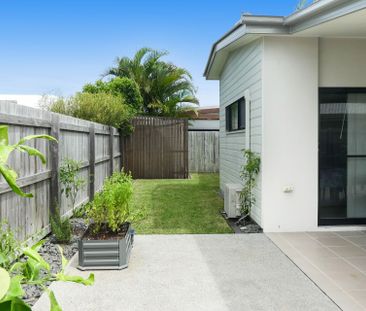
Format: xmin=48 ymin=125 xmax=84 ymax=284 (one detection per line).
xmin=219 ymin=39 xmax=263 ymax=225
xmin=262 ymin=37 xmax=319 ymax=232
xmin=319 ymin=38 xmax=366 ymax=87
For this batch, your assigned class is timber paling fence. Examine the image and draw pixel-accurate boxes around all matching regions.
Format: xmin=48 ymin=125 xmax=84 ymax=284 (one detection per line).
xmin=0 ymin=102 xmax=217 ymax=242
xmin=188 ymin=131 xmax=219 ymax=173
xmin=122 ymin=116 xmax=189 ymax=179
xmin=0 ymin=101 xmax=122 ymax=242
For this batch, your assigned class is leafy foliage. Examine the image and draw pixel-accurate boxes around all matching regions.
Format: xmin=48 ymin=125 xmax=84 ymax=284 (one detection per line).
xmin=106 ymin=47 xmax=199 ymax=117
xmin=45 ymin=93 xmax=135 ymax=133
xmin=0 ymin=221 xmax=21 ymax=270
xmin=239 ymin=150 xmax=261 ymax=217
xmin=0 ymin=125 xmax=57 ymax=197
xmin=50 ymin=207 xmax=72 ymax=244
xmin=296 ymin=0 xmax=317 ymax=11
xmin=87 ymin=170 xmax=133 ymax=233
xmin=83 ymin=77 xmax=143 ymax=112
xmin=59 ymin=158 xmax=86 ymax=211
xmin=0 ymin=241 xmax=94 ymax=311
xmin=0 ymin=126 xmax=93 ymax=310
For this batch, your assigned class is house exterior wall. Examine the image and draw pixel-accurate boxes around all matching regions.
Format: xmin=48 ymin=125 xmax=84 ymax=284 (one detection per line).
xmin=219 ymin=39 xmax=263 ymax=225
xmin=262 ymin=37 xmax=319 ymax=232
xmin=219 ymin=36 xmax=366 ymax=232
xmin=319 ymin=38 xmax=366 ymax=87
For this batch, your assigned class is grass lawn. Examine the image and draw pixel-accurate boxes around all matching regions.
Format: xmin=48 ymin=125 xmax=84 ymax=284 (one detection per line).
xmin=130 ymin=173 xmax=233 ymax=234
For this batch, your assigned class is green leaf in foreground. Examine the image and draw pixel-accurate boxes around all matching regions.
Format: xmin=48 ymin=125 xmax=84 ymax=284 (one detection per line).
xmin=0 ymin=267 xmax=10 ymax=300
xmin=47 ymin=290 xmax=62 ymax=311
xmin=0 ymin=296 xmax=32 ymax=311
xmin=56 ymin=273 xmax=95 ymax=286
xmin=23 ymin=247 xmax=50 ymax=271
xmin=5 ymin=275 xmax=24 ymax=298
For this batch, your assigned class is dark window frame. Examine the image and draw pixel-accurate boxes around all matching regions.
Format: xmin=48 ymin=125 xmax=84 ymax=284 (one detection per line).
xmin=226 ymin=97 xmax=246 ymax=132
xmin=318 ymin=87 xmax=366 ymax=226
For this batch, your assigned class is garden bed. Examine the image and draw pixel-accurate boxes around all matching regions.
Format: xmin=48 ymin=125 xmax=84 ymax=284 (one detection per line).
xmin=225 ymin=217 xmax=263 ymax=234
xmin=78 ymin=222 xmax=133 ymax=271
xmin=24 ymin=218 xmax=88 ymax=306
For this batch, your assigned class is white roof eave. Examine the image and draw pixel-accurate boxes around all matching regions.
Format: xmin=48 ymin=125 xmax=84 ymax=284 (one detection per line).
xmin=204 ymin=0 xmax=366 ymax=80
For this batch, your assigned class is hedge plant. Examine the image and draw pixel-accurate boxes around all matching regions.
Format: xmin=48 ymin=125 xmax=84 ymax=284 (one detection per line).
xmin=87 ymin=170 xmax=133 ymax=233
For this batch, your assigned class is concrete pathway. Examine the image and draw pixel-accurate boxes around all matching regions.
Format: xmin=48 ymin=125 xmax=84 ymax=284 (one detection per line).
xmin=268 ymin=231 xmax=366 ymax=311
xmin=33 ymin=234 xmax=338 ymax=311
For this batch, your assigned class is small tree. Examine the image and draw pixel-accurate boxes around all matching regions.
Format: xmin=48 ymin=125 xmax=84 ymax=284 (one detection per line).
xmin=237 ymin=150 xmax=261 ymax=224
xmin=83 ymin=77 xmax=143 ymax=112
xmin=59 ymin=159 xmax=86 ymax=211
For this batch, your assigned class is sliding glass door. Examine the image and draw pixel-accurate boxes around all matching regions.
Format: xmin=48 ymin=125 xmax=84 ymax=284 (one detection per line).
xmin=319 ymin=88 xmax=366 ymax=225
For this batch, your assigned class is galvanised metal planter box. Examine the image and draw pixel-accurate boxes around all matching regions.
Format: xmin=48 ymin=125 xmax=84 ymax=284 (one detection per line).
xmin=78 ymin=224 xmax=133 ymax=270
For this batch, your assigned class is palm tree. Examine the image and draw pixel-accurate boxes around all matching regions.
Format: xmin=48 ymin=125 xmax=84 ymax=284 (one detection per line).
xmin=106 ymin=48 xmax=198 ymax=116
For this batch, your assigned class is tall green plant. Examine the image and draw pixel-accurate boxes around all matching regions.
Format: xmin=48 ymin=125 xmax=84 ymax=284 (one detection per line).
xmin=0 ymin=125 xmax=57 ymax=197
xmin=87 ymin=171 xmax=133 ymax=233
xmin=106 ymin=47 xmax=199 ymax=116
xmin=83 ymin=77 xmax=143 ymax=112
xmin=50 ymin=207 xmax=72 ymax=244
xmin=59 ymin=159 xmax=86 ymax=211
xmin=0 ymin=221 xmax=21 ymax=270
xmin=238 ymin=150 xmax=261 ymax=220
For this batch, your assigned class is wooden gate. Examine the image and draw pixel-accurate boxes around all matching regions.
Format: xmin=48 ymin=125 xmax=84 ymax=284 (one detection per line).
xmin=122 ymin=116 xmax=188 ymax=179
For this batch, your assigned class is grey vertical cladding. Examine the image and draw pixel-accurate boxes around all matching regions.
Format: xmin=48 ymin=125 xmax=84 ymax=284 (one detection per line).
xmin=219 ymin=39 xmax=263 ymax=226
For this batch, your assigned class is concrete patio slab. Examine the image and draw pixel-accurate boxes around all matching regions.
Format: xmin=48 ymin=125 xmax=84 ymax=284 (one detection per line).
xmin=33 ymin=234 xmax=338 ymax=311
xmin=268 ymin=231 xmax=366 ymax=311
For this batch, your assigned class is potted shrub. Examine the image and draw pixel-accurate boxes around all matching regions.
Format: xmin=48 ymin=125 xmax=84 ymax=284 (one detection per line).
xmin=78 ymin=171 xmax=134 ymax=270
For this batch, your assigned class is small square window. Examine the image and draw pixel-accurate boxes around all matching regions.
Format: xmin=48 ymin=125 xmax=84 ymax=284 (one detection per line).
xmin=226 ymin=97 xmax=245 ymax=132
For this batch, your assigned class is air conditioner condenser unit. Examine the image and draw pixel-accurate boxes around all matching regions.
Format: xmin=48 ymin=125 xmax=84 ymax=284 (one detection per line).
xmin=224 ymin=184 xmax=242 ymax=218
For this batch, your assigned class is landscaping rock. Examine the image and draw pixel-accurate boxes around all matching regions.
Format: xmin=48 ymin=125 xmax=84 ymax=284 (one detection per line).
xmin=240 ymin=223 xmax=263 ymax=234
xmin=23 ymin=218 xmax=88 ymax=306
xmin=225 ymin=216 xmax=263 ymax=234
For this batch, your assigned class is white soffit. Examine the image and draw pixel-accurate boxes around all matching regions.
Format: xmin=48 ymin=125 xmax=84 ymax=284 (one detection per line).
xmin=296 ymin=9 xmax=366 ymax=37
xmin=205 ymin=0 xmax=366 ymax=79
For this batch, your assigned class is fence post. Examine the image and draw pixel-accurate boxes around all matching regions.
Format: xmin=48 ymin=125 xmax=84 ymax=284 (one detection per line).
xmin=109 ymin=126 xmax=114 ymax=175
xmin=184 ymin=119 xmax=189 ymax=178
xmin=50 ymin=114 xmax=60 ymax=215
xmin=119 ymin=129 xmax=124 ymax=171
xmin=89 ymin=124 xmax=95 ymax=201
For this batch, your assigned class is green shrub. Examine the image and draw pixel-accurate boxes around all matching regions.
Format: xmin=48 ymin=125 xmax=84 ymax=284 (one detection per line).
xmin=50 ymin=207 xmax=72 ymax=244
xmin=45 ymin=92 xmax=135 ymax=133
xmin=0 ymin=221 xmax=21 ymax=270
xmin=239 ymin=149 xmax=261 ymax=216
xmin=83 ymin=77 xmax=143 ymax=112
xmin=60 ymin=158 xmax=86 ymax=211
xmin=87 ymin=170 xmax=133 ymax=233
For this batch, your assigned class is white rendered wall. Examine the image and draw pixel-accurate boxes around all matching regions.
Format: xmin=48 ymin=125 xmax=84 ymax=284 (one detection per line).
xmin=262 ymin=37 xmax=319 ymax=232
xmin=319 ymin=38 xmax=366 ymax=87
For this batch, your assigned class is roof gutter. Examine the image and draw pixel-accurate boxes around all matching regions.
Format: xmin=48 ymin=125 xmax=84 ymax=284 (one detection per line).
xmin=203 ymin=15 xmax=285 ymax=77
xmin=204 ymin=0 xmax=366 ymax=78
xmin=285 ymin=0 xmax=350 ymax=25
